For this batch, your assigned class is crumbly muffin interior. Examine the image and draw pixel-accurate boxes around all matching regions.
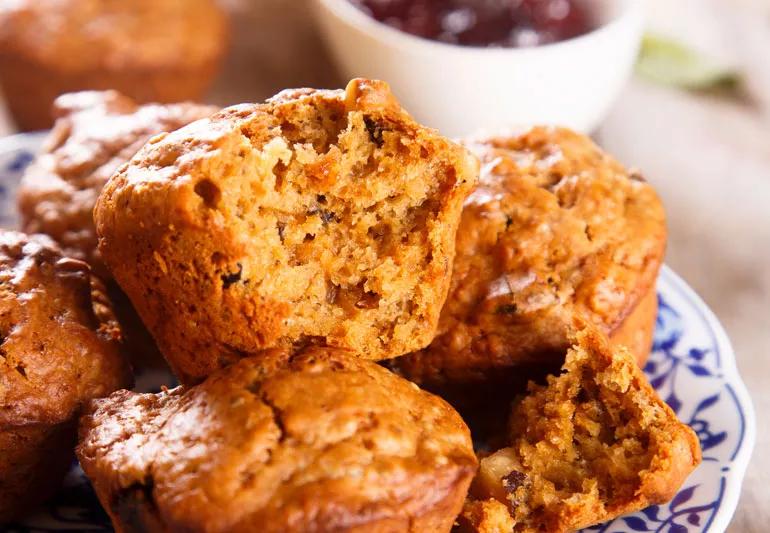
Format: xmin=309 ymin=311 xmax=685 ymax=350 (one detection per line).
xmin=204 ymin=87 xmax=461 ymax=354
xmin=470 ymin=333 xmax=699 ymax=532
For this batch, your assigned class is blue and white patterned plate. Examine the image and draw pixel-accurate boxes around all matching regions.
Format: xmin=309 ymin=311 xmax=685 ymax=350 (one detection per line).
xmin=0 ymin=133 xmax=756 ymax=533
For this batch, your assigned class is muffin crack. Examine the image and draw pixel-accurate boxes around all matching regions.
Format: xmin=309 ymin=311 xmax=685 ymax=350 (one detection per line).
xmin=246 ymin=382 xmax=287 ymax=445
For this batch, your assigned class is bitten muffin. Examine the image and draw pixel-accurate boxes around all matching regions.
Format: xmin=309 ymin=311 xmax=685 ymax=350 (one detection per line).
xmin=457 ymin=324 xmax=701 ymax=533
xmin=394 ymin=127 xmax=666 ymax=396
xmin=18 ymin=90 xmax=217 ymax=281
xmin=0 ymin=231 xmax=131 ymax=523
xmin=0 ymin=0 xmax=227 ymax=130
xmin=77 ymin=347 xmax=478 ymax=533
xmin=95 ymin=78 xmax=479 ymax=384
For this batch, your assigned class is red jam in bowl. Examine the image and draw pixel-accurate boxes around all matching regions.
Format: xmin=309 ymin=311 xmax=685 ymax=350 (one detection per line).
xmin=349 ymin=0 xmax=595 ymax=47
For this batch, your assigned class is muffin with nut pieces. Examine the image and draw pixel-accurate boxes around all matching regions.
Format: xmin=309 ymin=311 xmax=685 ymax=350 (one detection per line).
xmin=0 ymin=231 xmax=131 ymax=523
xmin=95 ymin=78 xmax=479 ymax=384
xmin=77 ymin=347 xmax=477 ymax=533
xmin=0 ymin=0 xmax=227 ymax=130
xmin=393 ymin=127 xmax=666 ymax=421
xmin=457 ymin=323 xmax=701 ymax=533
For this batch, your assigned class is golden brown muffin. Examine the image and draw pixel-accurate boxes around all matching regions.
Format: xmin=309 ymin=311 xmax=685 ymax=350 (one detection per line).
xmin=0 ymin=231 xmax=132 ymax=523
xmin=393 ymin=127 xmax=666 ymax=398
xmin=18 ymin=90 xmax=217 ymax=280
xmin=77 ymin=347 xmax=478 ymax=533
xmin=18 ymin=91 xmax=217 ymax=280
xmin=17 ymin=91 xmax=216 ymax=370
xmin=95 ymin=79 xmax=479 ymax=384
xmin=0 ymin=0 xmax=227 ymax=130
xmin=457 ymin=325 xmax=701 ymax=533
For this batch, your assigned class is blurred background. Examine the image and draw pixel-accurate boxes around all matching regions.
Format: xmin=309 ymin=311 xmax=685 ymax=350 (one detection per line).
xmin=0 ymin=0 xmax=767 ymax=530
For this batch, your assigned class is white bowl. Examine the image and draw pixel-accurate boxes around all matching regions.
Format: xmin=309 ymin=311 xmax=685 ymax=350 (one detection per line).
xmin=313 ymin=0 xmax=644 ymax=137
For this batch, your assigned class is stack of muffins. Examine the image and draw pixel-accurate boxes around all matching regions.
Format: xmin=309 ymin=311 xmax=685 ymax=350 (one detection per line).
xmin=0 ymin=78 xmax=701 ymax=532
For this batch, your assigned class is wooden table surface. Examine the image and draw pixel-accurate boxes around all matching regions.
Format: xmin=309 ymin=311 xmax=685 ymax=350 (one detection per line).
xmin=0 ymin=0 xmax=767 ymax=531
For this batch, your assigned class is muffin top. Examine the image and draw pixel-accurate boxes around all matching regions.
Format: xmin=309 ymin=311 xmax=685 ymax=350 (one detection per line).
xmin=457 ymin=126 xmax=665 ymax=337
xmin=17 ymin=90 xmax=217 ymax=280
xmin=396 ymin=127 xmax=666 ymax=383
xmin=0 ymin=231 xmax=131 ymax=428
xmin=78 ymin=347 xmax=477 ymax=532
xmin=0 ymin=0 xmax=227 ymax=71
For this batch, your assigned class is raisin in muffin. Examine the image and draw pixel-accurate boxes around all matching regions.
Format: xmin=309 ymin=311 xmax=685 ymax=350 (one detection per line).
xmin=95 ymin=79 xmax=479 ymax=384
xmin=18 ymin=90 xmax=217 ymax=280
xmin=394 ymin=127 xmax=666 ymax=398
xmin=0 ymin=0 xmax=227 ymax=130
xmin=77 ymin=347 xmax=477 ymax=532
xmin=457 ymin=324 xmax=701 ymax=533
xmin=0 ymin=231 xmax=131 ymax=523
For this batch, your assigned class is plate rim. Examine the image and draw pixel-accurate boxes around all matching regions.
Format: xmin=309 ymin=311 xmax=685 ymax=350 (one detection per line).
xmin=658 ymin=265 xmax=756 ymax=533
xmin=0 ymin=131 xmax=47 ymax=154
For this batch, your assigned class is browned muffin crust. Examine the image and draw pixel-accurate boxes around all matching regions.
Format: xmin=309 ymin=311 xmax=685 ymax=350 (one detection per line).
xmin=394 ymin=127 xmax=666 ymax=393
xmin=458 ymin=325 xmax=701 ymax=533
xmin=78 ymin=348 xmax=478 ymax=533
xmin=18 ymin=90 xmax=217 ymax=280
xmin=95 ymin=79 xmax=479 ymax=384
xmin=17 ymin=91 xmax=216 ymax=371
xmin=0 ymin=231 xmax=131 ymax=523
xmin=0 ymin=0 xmax=227 ymax=130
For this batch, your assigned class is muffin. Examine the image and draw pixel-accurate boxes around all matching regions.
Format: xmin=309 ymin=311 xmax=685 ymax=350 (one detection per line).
xmin=0 ymin=0 xmax=228 ymax=130
xmin=16 ymin=91 xmax=216 ymax=370
xmin=0 ymin=231 xmax=131 ymax=523
xmin=95 ymin=78 xmax=479 ymax=384
xmin=393 ymin=127 xmax=666 ymax=398
xmin=18 ymin=90 xmax=217 ymax=280
xmin=77 ymin=347 xmax=478 ymax=532
xmin=458 ymin=324 xmax=701 ymax=533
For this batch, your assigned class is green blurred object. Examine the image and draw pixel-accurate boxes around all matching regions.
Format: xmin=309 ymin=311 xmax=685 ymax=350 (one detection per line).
xmin=637 ymin=33 xmax=742 ymax=91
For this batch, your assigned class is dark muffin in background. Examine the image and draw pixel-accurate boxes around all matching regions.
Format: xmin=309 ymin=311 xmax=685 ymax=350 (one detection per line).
xmin=17 ymin=90 xmax=217 ymax=370
xmin=392 ymin=127 xmax=666 ymax=432
xmin=78 ymin=347 xmax=477 ymax=533
xmin=0 ymin=0 xmax=228 ymax=130
xmin=95 ymin=79 xmax=478 ymax=384
xmin=0 ymin=231 xmax=131 ymax=523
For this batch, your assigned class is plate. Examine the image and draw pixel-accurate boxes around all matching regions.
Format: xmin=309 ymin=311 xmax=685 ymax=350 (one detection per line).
xmin=0 ymin=133 xmax=756 ymax=533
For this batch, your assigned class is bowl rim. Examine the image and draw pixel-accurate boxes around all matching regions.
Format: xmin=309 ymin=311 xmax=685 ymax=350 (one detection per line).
xmin=316 ymin=0 xmax=644 ymax=56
